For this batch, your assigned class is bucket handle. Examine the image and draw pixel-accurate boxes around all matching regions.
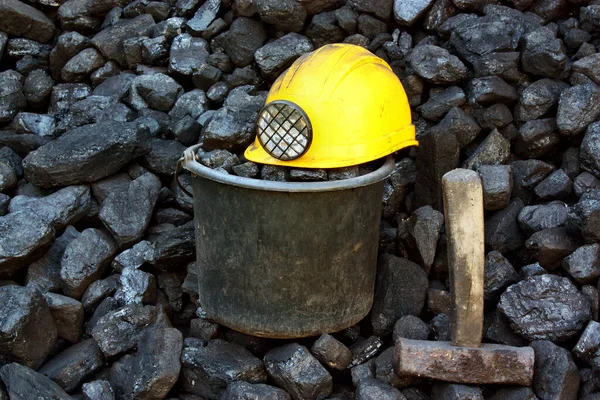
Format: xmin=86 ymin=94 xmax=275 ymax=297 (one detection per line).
xmin=175 ymin=144 xmax=203 ymax=197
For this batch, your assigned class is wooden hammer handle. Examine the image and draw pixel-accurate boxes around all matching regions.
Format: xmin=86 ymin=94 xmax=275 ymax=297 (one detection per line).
xmin=442 ymin=169 xmax=485 ymax=348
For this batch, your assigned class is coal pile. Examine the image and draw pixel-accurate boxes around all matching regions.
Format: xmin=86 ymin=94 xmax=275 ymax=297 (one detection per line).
xmin=1 ymin=0 xmax=600 ymax=397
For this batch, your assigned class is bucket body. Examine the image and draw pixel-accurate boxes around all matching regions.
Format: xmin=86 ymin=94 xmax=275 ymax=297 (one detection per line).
xmin=182 ymin=153 xmax=393 ymax=338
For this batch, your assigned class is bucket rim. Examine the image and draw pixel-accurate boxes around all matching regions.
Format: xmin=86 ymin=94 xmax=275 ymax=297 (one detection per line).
xmin=178 ymin=144 xmax=396 ymax=193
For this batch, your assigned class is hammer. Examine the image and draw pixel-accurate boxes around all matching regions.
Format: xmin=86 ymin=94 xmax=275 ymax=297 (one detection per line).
xmin=392 ymin=169 xmax=535 ymax=386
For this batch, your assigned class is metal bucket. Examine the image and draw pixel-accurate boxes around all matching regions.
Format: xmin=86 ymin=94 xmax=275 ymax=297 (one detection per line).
xmin=177 ymin=145 xmax=394 ymax=338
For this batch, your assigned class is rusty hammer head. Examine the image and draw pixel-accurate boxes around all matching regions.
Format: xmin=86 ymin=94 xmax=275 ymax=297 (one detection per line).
xmin=392 ymin=169 xmax=535 ymax=386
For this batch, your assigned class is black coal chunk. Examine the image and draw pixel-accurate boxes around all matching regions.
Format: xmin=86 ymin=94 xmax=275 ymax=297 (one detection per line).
xmin=264 ymin=343 xmax=332 ymax=400
xmin=498 ymin=275 xmax=591 ymax=342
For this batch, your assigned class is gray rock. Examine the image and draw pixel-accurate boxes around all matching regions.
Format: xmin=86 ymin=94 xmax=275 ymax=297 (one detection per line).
xmin=467 ymin=76 xmax=518 ymax=105
xmin=0 ymin=132 xmax=50 ymax=157
xmin=410 ymin=44 xmax=467 ymax=84
xmin=477 ymin=165 xmax=512 ymax=210
xmin=99 ymin=172 xmax=161 ymax=247
xmin=305 ymin=12 xmax=345 ymax=48
xmin=567 ymin=195 xmax=600 ymax=243
xmin=60 ymin=228 xmax=117 ymax=299
xmin=223 ymin=17 xmax=266 ymax=68
xmin=62 ymin=48 xmax=106 ymax=82
xmin=23 ymin=120 xmax=151 ymax=188
xmin=357 ymin=14 xmax=387 ymax=39
xmin=580 ymin=5 xmax=600 ymax=31
xmin=0 ymin=193 xmax=7 ymax=216
xmin=462 ymin=128 xmax=510 ymax=169
xmin=394 ymin=0 xmax=435 ymax=25
xmin=49 ymin=31 xmax=89 ymax=80
xmin=222 ymin=381 xmax=291 ymax=400
xmin=521 ymin=27 xmax=567 ymax=79
xmin=168 ymin=33 xmax=210 ymax=76
xmin=181 ymin=339 xmax=267 ymax=398
xmin=483 ymin=310 xmax=527 ymax=347
xmin=0 ymin=162 xmax=16 ymax=193
xmin=530 ymin=340 xmax=580 ymax=400
xmin=408 ymin=205 xmax=444 ymax=270
xmin=49 ymin=83 xmax=91 ymax=114
xmin=0 ymin=0 xmax=55 ymax=43
xmin=0 ymin=147 xmax=22 ymax=178
xmin=9 ymin=185 xmax=91 ymax=230
xmin=92 ymin=73 xmax=135 ymax=100
xmin=110 ymin=327 xmax=182 ymax=399
xmin=169 ymin=89 xmax=208 ymax=123
xmin=562 ymin=244 xmax=600 ymax=285
xmin=143 ymin=138 xmax=186 ymax=175
xmin=91 ymin=173 xmax=132 ymax=204
xmin=515 ymin=118 xmax=560 ymax=159
xmin=431 ymin=383 xmax=483 ymax=400
xmin=82 ymin=380 xmax=115 ymax=400
xmin=573 ymin=53 xmax=600 ymax=86
xmin=515 ymin=78 xmax=569 ymax=123
xmin=90 ymin=61 xmax=121 ymax=86
xmin=581 ymin=121 xmax=600 ymax=178
xmin=413 ymin=126 xmax=460 ymax=210
xmin=192 ymin=63 xmax=222 ymax=90
xmin=517 ymin=201 xmax=568 ymax=235
xmin=91 ymin=304 xmax=167 ymax=357
xmin=189 ymin=318 xmax=218 ymax=342
xmin=202 ymin=106 xmax=256 ymax=151
xmin=484 ymin=251 xmax=518 ymax=300
xmin=557 ymin=84 xmax=600 ymax=137
xmin=498 ymin=274 xmax=591 ymax=342
xmin=574 ymin=172 xmax=600 ymax=198
xmin=255 ymin=33 xmax=313 ymax=79
xmin=350 ymin=0 xmax=392 ymax=20
xmin=43 ymin=292 xmax=84 ymax=343
xmin=0 ymin=71 xmax=26 ymax=123
xmin=393 ymin=315 xmax=430 ymax=342
xmin=355 ymin=377 xmax=405 ymax=400
xmin=92 ymin=15 xmax=155 ymax=67
xmin=485 ymin=198 xmax=525 ymax=253
xmin=0 ymin=363 xmax=70 ymax=399
xmin=574 ymin=321 xmax=600 ymax=366
xmin=310 ymin=333 xmax=352 ymax=371
xmin=473 ymin=104 xmax=513 ymax=130
xmin=430 ymin=313 xmax=451 ymax=341
xmin=436 ymin=107 xmax=481 ymax=147
xmin=150 ymin=221 xmax=195 ymax=269
xmin=186 ymin=0 xmax=220 ymax=33
xmin=449 ymin=15 xmax=522 ymax=65
xmin=39 ymin=339 xmax=104 ymax=392
xmin=0 ymin=31 xmax=6 ymax=62
xmin=12 ymin=113 xmax=56 ymax=137
xmin=81 ymin=275 xmax=119 ymax=313
xmin=526 ymin=227 xmax=579 ymax=270
xmin=114 ymin=267 xmax=156 ymax=305
xmin=351 ymin=359 xmax=376 ymax=386
xmin=420 ymin=86 xmax=466 ymax=121
xmin=0 ymin=211 xmax=54 ymax=277
xmin=371 ymin=254 xmax=428 ymax=336
xmin=26 ymin=226 xmax=80 ymax=294
xmin=264 ymin=343 xmax=332 ymax=400
xmin=0 ymin=285 xmax=57 ymax=368
xmin=534 ymin=169 xmax=572 ymax=200
xmin=129 ymin=73 xmax=183 ymax=112
xmin=255 ymin=0 xmax=307 ymax=32
xmin=472 ymin=52 xmax=524 ymax=83
xmin=23 ymin=69 xmax=53 ymax=107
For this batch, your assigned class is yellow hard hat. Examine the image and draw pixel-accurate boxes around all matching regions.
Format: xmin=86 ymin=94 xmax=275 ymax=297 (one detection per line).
xmin=244 ymin=43 xmax=417 ymax=169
